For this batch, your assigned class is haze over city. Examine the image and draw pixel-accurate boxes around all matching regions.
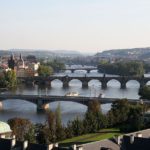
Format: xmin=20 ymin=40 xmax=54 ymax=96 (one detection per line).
xmin=0 ymin=0 xmax=150 ymax=53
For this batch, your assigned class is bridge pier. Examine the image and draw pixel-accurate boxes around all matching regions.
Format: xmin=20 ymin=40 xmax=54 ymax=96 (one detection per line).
xmin=140 ymin=81 xmax=146 ymax=89
xmin=71 ymin=70 xmax=75 ymax=73
xmin=121 ymin=82 xmax=126 ymax=89
xmin=37 ymin=103 xmax=49 ymax=112
xmin=87 ymin=70 xmax=90 ymax=73
xmin=0 ymin=101 xmax=3 ymax=110
xmin=101 ymin=81 xmax=107 ymax=89
xmin=45 ymin=81 xmax=51 ymax=87
xmin=82 ymin=81 xmax=88 ymax=88
xmin=63 ymin=81 xmax=69 ymax=88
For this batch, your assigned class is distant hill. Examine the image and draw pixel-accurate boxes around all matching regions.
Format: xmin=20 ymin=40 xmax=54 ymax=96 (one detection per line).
xmin=96 ymin=47 xmax=150 ymax=60
xmin=3 ymin=49 xmax=82 ymax=58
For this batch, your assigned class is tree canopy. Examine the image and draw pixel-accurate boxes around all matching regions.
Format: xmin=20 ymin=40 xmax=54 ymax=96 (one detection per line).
xmin=38 ymin=65 xmax=53 ymax=77
xmin=98 ymin=61 xmax=145 ymax=76
xmin=0 ymin=70 xmax=17 ymax=88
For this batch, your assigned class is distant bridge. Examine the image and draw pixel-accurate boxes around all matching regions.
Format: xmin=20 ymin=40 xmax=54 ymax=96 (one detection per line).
xmin=64 ymin=67 xmax=97 ymax=73
xmin=0 ymin=94 xmax=148 ymax=111
xmin=18 ymin=75 xmax=150 ymax=89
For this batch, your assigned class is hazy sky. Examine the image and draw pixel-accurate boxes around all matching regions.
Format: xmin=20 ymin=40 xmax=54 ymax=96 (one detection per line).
xmin=0 ymin=0 xmax=150 ymax=53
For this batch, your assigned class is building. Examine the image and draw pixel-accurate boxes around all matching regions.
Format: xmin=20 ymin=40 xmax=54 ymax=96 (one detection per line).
xmin=0 ymin=121 xmax=12 ymax=139
xmin=7 ymin=54 xmax=40 ymax=77
xmin=8 ymin=54 xmax=15 ymax=70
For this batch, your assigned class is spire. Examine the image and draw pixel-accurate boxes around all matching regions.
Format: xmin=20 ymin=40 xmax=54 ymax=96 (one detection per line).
xmin=10 ymin=53 xmax=14 ymax=60
xmin=20 ymin=53 xmax=22 ymax=60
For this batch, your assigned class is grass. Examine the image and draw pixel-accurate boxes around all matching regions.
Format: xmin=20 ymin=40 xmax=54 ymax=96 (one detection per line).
xmin=59 ymin=128 xmax=121 ymax=146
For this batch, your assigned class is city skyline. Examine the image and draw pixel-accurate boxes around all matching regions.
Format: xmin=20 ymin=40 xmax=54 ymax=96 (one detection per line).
xmin=0 ymin=0 xmax=150 ymax=53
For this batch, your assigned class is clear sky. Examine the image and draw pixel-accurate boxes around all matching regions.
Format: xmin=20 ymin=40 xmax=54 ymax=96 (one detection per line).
xmin=0 ymin=0 xmax=150 ymax=53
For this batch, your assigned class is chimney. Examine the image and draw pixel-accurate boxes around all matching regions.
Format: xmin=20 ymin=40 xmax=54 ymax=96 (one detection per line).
xmin=72 ymin=144 xmax=77 ymax=150
xmin=23 ymin=141 xmax=28 ymax=150
xmin=47 ymin=144 xmax=53 ymax=150
xmin=130 ymin=135 xmax=134 ymax=144
xmin=136 ymin=133 xmax=142 ymax=138
xmin=116 ymin=136 xmax=121 ymax=145
xmin=11 ymin=138 xmax=16 ymax=148
xmin=54 ymin=143 xmax=58 ymax=147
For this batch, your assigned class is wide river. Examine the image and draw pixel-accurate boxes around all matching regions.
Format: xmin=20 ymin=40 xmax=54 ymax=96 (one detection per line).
xmin=0 ymin=70 xmax=150 ymax=124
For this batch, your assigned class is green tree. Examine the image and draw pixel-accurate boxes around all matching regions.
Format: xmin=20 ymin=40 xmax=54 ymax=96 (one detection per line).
xmin=24 ymin=125 xmax=36 ymax=143
xmin=84 ymin=100 xmax=107 ymax=133
xmin=55 ymin=103 xmax=66 ymax=141
xmin=109 ymin=99 xmax=130 ymax=125
xmin=0 ymin=70 xmax=17 ymax=88
xmin=4 ymin=70 xmax=17 ymax=88
xmin=139 ymin=85 xmax=150 ymax=100
xmin=70 ymin=117 xmax=84 ymax=136
xmin=46 ymin=59 xmax=66 ymax=73
xmin=98 ymin=61 xmax=145 ymax=76
xmin=46 ymin=110 xmax=56 ymax=142
xmin=38 ymin=65 xmax=53 ymax=77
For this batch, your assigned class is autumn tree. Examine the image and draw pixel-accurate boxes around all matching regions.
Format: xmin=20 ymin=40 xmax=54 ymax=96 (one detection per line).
xmin=7 ymin=118 xmax=34 ymax=141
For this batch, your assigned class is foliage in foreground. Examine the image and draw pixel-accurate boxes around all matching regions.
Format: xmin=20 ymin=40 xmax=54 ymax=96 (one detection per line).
xmin=7 ymin=99 xmax=149 ymax=144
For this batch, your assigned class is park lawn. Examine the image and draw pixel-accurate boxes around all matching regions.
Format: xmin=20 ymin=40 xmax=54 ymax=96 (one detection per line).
xmin=59 ymin=128 xmax=121 ymax=146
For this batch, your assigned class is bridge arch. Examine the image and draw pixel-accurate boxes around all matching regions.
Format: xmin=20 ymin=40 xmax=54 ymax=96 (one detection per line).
xmin=69 ymin=79 xmax=82 ymax=87
xmin=51 ymin=79 xmax=63 ymax=87
xmin=0 ymin=98 xmax=37 ymax=105
xmin=126 ymin=80 xmax=140 ymax=88
xmin=145 ymin=80 xmax=150 ymax=85
xmin=88 ymin=79 xmax=101 ymax=87
xmin=107 ymin=79 xmax=121 ymax=88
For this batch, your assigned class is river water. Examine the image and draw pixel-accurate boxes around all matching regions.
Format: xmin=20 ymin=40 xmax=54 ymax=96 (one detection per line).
xmin=0 ymin=70 xmax=149 ymax=124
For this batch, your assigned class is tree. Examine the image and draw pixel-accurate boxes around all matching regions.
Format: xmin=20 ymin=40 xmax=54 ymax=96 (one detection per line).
xmin=38 ymin=65 xmax=53 ymax=77
xmin=84 ymin=100 xmax=107 ymax=133
xmin=46 ymin=59 xmax=66 ymax=73
xmin=109 ymin=99 xmax=130 ymax=125
xmin=4 ymin=70 xmax=17 ymax=88
xmin=0 ymin=70 xmax=17 ymax=88
xmin=69 ymin=117 xmax=84 ymax=136
xmin=98 ymin=61 xmax=145 ymax=76
xmin=46 ymin=110 xmax=56 ymax=142
xmin=139 ymin=85 xmax=150 ymax=100
xmin=55 ymin=103 xmax=66 ymax=141
xmin=24 ymin=125 xmax=36 ymax=143
xmin=7 ymin=118 xmax=33 ymax=141
xmin=88 ymin=100 xmax=101 ymax=113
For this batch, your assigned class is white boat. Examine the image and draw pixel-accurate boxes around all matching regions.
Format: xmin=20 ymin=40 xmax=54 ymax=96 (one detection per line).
xmin=65 ymin=92 xmax=79 ymax=96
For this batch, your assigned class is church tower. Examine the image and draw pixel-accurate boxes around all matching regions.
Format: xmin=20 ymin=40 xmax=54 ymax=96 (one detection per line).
xmin=8 ymin=54 xmax=15 ymax=70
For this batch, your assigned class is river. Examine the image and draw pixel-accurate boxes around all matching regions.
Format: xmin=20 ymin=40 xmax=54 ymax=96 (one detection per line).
xmin=0 ymin=70 xmax=149 ymax=124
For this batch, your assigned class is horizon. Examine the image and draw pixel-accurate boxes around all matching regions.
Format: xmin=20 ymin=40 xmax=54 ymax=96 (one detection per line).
xmin=1 ymin=46 xmax=150 ymax=55
xmin=0 ymin=0 xmax=150 ymax=52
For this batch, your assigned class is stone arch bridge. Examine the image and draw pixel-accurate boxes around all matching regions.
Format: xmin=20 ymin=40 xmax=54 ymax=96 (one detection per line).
xmin=18 ymin=76 xmax=150 ymax=89
xmin=0 ymin=94 xmax=148 ymax=112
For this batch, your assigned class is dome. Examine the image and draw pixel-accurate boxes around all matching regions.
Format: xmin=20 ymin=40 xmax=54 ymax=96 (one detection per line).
xmin=0 ymin=121 xmax=12 ymax=134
